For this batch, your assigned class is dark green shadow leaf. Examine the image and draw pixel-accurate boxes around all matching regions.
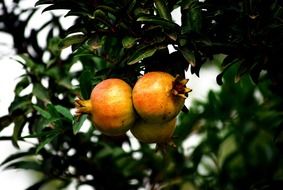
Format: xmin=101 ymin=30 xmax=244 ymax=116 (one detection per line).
xmin=79 ymin=70 xmax=94 ymax=99
xmin=0 ymin=116 xmax=13 ymax=132
xmin=36 ymin=133 xmax=59 ymax=154
xmin=12 ymin=115 xmax=26 ymax=148
xmin=1 ymin=149 xmax=35 ymax=166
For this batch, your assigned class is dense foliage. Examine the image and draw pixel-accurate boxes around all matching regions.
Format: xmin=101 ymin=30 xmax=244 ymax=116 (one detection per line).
xmin=1 ymin=0 xmax=283 ymax=189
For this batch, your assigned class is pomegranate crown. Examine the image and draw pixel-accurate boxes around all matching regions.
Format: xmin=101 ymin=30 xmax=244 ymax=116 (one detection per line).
xmin=172 ymin=75 xmax=192 ymax=99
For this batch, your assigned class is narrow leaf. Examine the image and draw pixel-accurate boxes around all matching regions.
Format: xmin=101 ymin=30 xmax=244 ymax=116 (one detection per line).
xmin=8 ymin=95 xmax=32 ymax=113
xmin=33 ymin=83 xmax=50 ymax=103
xmin=5 ymin=160 xmax=41 ymax=171
xmin=154 ymin=0 xmax=171 ymax=20
xmin=14 ymin=76 xmax=30 ymax=95
xmin=79 ymin=70 xmax=94 ymax=99
xmin=54 ymin=105 xmax=73 ymax=121
xmin=59 ymin=34 xmax=86 ymax=49
xmin=127 ymin=46 xmax=158 ymax=65
xmin=36 ymin=133 xmax=58 ymax=153
xmin=1 ymin=150 xmax=35 ymax=166
xmin=33 ymin=105 xmax=51 ymax=119
xmin=0 ymin=116 xmax=13 ymax=132
xmin=12 ymin=115 xmax=26 ymax=148
xmin=122 ymin=36 xmax=138 ymax=48
xmin=137 ymin=15 xmax=179 ymax=31
xmin=73 ymin=114 xmax=87 ymax=134
xmin=179 ymin=48 xmax=196 ymax=67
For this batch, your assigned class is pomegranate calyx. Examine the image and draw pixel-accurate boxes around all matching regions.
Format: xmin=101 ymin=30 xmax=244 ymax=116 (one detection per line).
xmin=74 ymin=98 xmax=92 ymax=116
xmin=172 ymin=75 xmax=192 ymax=99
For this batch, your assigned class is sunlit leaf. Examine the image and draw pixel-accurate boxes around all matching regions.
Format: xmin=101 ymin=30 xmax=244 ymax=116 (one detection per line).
xmin=54 ymin=105 xmax=73 ymax=121
xmin=122 ymin=36 xmax=138 ymax=49
xmin=73 ymin=114 xmax=87 ymax=134
xmin=32 ymin=83 xmax=50 ymax=103
xmin=127 ymin=46 xmax=158 ymax=65
xmin=33 ymin=105 xmax=51 ymax=119
xmin=59 ymin=34 xmax=86 ymax=49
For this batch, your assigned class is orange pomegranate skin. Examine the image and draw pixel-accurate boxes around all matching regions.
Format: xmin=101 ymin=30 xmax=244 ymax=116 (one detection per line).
xmin=132 ymin=72 xmax=185 ymax=123
xmin=130 ymin=118 xmax=177 ymax=143
xmin=90 ymin=79 xmax=136 ymax=136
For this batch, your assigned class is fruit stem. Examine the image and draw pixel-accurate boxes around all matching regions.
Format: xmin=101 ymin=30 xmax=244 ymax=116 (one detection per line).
xmin=172 ymin=75 xmax=192 ymax=99
xmin=75 ymin=98 xmax=92 ymax=116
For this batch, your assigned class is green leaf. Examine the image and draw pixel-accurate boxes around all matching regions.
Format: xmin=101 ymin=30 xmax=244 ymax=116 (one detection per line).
xmin=48 ymin=37 xmax=61 ymax=56
xmin=0 ymin=116 xmax=13 ymax=132
xmin=179 ymin=47 xmax=196 ymax=67
xmin=181 ymin=0 xmax=202 ymax=33
xmin=137 ymin=15 xmax=179 ymax=31
xmin=127 ymin=0 xmax=136 ymax=13
xmin=17 ymin=54 xmax=35 ymax=69
xmin=12 ymin=115 xmax=26 ymax=148
xmin=33 ymin=83 xmax=50 ymax=103
xmin=33 ymin=105 xmax=51 ymax=119
xmin=5 ymin=160 xmax=41 ymax=171
xmin=127 ymin=46 xmax=158 ymax=65
xmin=54 ymin=105 xmax=73 ymax=121
xmin=46 ymin=104 xmax=64 ymax=126
xmin=122 ymin=36 xmax=138 ymax=48
xmin=1 ymin=149 xmax=35 ymax=166
xmin=79 ymin=70 xmax=94 ymax=99
xmin=14 ymin=76 xmax=30 ymax=95
xmin=153 ymin=0 xmax=171 ymax=20
xmin=96 ymin=5 xmax=118 ymax=14
xmin=8 ymin=95 xmax=32 ymax=113
xmin=36 ymin=133 xmax=59 ymax=153
xmin=73 ymin=114 xmax=87 ymax=134
xmin=59 ymin=34 xmax=86 ymax=49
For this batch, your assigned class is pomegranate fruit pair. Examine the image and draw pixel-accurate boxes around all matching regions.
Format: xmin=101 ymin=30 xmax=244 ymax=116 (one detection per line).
xmin=75 ymin=71 xmax=191 ymax=143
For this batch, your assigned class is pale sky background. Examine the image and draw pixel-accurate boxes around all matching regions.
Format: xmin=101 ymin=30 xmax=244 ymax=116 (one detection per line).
xmin=0 ymin=1 xmax=221 ymax=189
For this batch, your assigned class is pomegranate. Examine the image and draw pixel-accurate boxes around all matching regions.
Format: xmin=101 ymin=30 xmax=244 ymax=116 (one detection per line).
xmin=132 ymin=71 xmax=191 ymax=123
xmin=130 ymin=118 xmax=177 ymax=143
xmin=75 ymin=78 xmax=136 ymax=136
